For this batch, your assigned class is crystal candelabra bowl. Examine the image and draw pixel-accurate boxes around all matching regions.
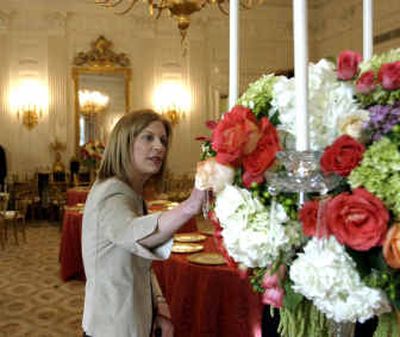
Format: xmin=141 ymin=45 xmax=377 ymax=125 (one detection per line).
xmin=265 ymin=150 xmax=341 ymax=195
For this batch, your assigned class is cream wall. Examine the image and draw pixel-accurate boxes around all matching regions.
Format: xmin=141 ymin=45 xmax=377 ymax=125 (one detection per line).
xmin=310 ymin=0 xmax=400 ymax=60
xmin=0 ymin=0 xmax=399 ymax=179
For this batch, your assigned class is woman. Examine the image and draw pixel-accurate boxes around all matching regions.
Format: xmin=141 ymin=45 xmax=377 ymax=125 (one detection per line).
xmin=81 ymin=109 xmax=205 ymax=337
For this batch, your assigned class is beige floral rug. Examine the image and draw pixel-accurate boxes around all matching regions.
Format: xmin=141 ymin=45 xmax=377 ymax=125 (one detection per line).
xmin=0 ymin=222 xmax=84 ymax=337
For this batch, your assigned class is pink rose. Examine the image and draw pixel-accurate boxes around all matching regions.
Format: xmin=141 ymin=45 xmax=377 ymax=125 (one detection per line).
xmin=212 ymin=105 xmax=261 ymax=166
xmin=356 ymin=71 xmax=376 ymax=94
xmin=337 ymin=50 xmax=362 ymax=80
xmin=195 ymin=158 xmax=234 ymax=193
xmin=378 ymin=61 xmax=400 ymax=90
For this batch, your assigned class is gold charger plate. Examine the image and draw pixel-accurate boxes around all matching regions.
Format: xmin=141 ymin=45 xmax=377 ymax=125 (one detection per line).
xmin=174 ymin=233 xmax=207 ymax=243
xmin=171 ymin=242 xmax=204 ymax=254
xmin=187 ymin=253 xmax=226 ymax=266
xmin=199 ymin=227 xmax=214 ymax=236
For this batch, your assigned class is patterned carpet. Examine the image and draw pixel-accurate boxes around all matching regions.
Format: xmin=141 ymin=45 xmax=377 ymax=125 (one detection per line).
xmin=0 ymin=222 xmax=84 ymax=337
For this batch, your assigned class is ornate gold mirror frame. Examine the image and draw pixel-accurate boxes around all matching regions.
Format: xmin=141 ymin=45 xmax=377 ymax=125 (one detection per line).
xmin=72 ymin=35 xmax=131 ymax=153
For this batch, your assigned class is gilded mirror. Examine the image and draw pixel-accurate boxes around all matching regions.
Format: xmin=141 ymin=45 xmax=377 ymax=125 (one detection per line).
xmin=72 ymin=36 xmax=131 ymax=152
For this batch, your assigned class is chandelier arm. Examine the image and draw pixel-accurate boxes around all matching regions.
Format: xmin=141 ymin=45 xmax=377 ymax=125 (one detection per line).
xmin=240 ymin=0 xmax=252 ymax=10
xmin=95 ymin=0 xmax=123 ymax=7
xmin=217 ymin=2 xmax=229 ymax=15
xmin=114 ymin=0 xmax=140 ymax=14
xmin=154 ymin=7 xmax=165 ymax=19
xmin=153 ymin=0 xmax=168 ymax=19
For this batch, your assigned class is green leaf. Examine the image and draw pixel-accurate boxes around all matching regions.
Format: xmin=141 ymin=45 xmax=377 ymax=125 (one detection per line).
xmin=283 ymin=281 xmax=303 ymax=311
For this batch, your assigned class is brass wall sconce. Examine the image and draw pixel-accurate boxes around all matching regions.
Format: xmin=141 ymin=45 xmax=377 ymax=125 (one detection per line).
xmin=19 ymin=107 xmax=41 ymax=130
xmin=10 ymin=79 xmax=48 ymax=130
xmin=153 ymin=81 xmax=190 ymax=127
xmin=161 ymin=109 xmax=184 ymax=126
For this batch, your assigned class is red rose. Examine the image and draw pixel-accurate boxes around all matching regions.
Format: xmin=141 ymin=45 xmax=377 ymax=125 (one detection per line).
xmin=378 ymin=61 xmax=400 ymax=91
xmin=299 ymin=200 xmax=331 ymax=237
xmin=320 ymin=135 xmax=365 ymax=177
xmin=299 ymin=200 xmax=318 ymax=237
xmin=356 ymin=71 xmax=376 ymax=94
xmin=242 ymin=118 xmax=280 ymax=187
xmin=205 ymin=120 xmax=218 ymax=130
xmin=212 ymin=105 xmax=260 ymax=166
xmin=325 ymin=188 xmax=389 ymax=251
xmin=337 ymin=50 xmax=362 ymax=80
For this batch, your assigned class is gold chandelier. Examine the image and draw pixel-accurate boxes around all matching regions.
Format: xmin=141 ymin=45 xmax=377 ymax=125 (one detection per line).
xmin=79 ymin=90 xmax=110 ymax=116
xmin=95 ymin=0 xmax=256 ymax=40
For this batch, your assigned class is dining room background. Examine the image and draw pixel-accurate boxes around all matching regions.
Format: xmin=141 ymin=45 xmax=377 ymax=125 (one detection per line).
xmin=0 ymin=0 xmax=398 ymax=178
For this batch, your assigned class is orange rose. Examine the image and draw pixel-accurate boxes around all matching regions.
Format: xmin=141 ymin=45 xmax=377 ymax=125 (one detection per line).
xmin=383 ymin=224 xmax=400 ymax=269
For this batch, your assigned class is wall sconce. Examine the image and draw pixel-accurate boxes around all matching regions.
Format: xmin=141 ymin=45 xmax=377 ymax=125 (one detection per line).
xmin=79 ymin=89 xmax=110 ymax=116
xmin=10 ymin=79 xmax=48 ymax=130
xmin=19 ymin=105 xmax=42 ymax=130
xmin=153 ymin=81 xmax=191 ymax=126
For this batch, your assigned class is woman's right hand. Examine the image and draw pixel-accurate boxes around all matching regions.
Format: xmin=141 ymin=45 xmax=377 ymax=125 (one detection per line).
xmin=181 ymin=188 xmax=207 ymax=217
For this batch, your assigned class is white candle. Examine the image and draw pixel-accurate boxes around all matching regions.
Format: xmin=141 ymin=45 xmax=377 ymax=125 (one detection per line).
xmin=228 ymin=0 xmax=239 ymax=109
xmin=293 ymin=0 xmax=309 ymax=151
xmin=363 ymin=0 xmax=373 ymax=60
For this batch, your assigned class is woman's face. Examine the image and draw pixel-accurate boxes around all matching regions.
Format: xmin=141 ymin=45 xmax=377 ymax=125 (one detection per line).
xmin=130 ymin=121 xmax=168 ymax=179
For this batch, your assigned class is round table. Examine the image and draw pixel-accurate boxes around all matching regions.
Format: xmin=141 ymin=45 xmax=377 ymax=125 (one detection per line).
xmin=153 ymin=237 xmax=262 ymax=337
xmin=66 ymin=187 xmax=90 ymax=206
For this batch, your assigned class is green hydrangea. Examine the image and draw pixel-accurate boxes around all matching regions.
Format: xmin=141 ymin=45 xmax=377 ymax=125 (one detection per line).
xmin=359 ymin=48 xmax=400 ymax=73
xmin=237 ymin=73 xmax=280 ymax=121
xmin=349 ymin=137 xmax=400 ymax=217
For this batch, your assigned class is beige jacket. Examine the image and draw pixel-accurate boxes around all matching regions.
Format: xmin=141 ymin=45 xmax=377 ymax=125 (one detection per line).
xmin=81 ymin=177 xmax=172 ymax=337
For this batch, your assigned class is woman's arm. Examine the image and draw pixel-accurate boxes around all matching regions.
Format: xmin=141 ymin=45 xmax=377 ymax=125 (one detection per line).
xmin=139 ymin=188 xmax=205 ymax=248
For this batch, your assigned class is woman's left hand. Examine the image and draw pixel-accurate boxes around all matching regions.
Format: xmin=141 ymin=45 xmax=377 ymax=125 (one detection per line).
xmin=152 ymin=314 xmax=174 ymax=337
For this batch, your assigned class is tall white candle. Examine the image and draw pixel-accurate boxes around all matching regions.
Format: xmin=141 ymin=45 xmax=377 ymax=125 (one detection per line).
xmin=229 ymin=0 xmax=239 ymax=109
xmin=293 ymin=0 xmax=309 ymax=151
xmin=363 ymin=0 xmax=373 ymax=60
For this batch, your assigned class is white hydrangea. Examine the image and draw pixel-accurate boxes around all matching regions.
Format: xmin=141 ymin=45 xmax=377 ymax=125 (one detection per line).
xmin=289 ymin=237 xmax=391 ymax=323
xmin=215 ymin=185 xmax=291 ymax=268
xmin=270 ymin=59 xmax=369 ymax=150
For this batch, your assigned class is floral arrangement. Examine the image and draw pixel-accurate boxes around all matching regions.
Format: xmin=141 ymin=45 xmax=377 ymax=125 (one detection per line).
xmin=80 ymin=140 xmax=105 ymax=169
xmin=196 ymin=49 xmax=400 ymax=337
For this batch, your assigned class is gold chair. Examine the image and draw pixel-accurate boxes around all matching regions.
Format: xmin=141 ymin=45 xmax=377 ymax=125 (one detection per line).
xmin=0 ymin=193 xmax=10 ymax=243
xmin=0 ymin=216 xmax=5 ymax=250
xmin=12 ymin=197 xmax=29 ymax=244
xmin=0 ymin=192 xmax=28 ymax=245
xmin=48 ymin=183 xmax=67 ymax=226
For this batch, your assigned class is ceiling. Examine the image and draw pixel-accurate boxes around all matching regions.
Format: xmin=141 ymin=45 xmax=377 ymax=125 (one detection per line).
xmin=0 ymin=0 xmax=328 ymax=13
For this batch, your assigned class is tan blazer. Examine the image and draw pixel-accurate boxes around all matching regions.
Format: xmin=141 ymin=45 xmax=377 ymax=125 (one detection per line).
xmin=82 ymin=177 xmax=172 ymax=337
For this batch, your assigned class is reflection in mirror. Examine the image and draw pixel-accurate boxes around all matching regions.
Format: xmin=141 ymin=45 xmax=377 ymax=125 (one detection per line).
xmin=72 ymin=36 xmax=131 ymax=152
xmin=78 ymin=73 xmax=126 ymax=145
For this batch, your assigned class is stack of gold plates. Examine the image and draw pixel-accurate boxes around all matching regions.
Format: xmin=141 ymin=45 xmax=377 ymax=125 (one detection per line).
xmin=174 ymin=233 xmax=206 ymax=243
xmin=172 ymin=242 xmax=204 ymax=254
xmin=187 ymin=253 xmax=226 ymax=265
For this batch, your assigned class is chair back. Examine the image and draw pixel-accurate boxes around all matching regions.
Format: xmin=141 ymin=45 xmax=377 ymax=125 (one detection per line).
xmin=0 ymin=192 xmax=9 ymax=213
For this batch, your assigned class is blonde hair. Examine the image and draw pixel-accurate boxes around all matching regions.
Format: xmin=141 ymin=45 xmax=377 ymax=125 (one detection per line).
xmin=97 ymin=109 xmax=172 ymax=186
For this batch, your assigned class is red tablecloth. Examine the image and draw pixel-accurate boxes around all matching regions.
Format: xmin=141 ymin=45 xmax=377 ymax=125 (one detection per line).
xmin=60 ymin=209 xmax=85 ymax=281
xmin=66 ymin=187 xmax=90 ymax=206
xmin=153 ymin=237 xmax=263 ymax=337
